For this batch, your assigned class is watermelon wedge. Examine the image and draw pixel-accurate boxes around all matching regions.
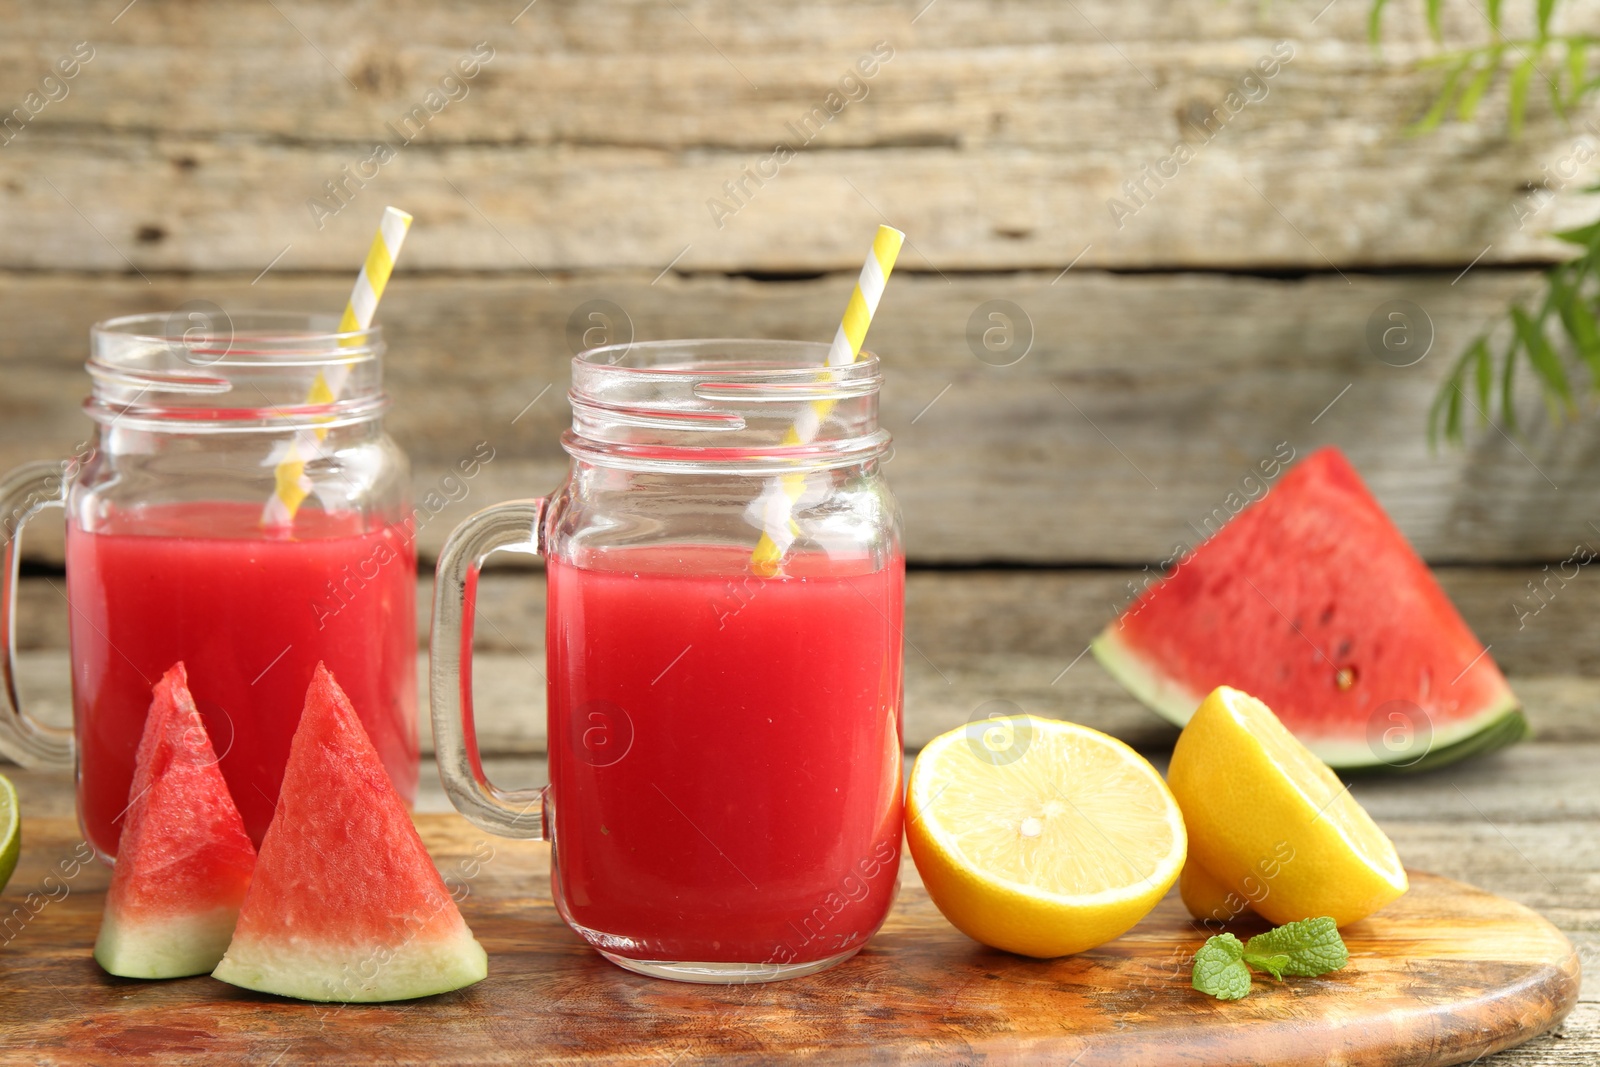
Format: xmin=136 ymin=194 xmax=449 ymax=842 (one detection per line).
xmin=212 ymin=663 xmax=487 ymax=1002
xmin=1093 ymin=448 xmax=1527 ymax=771
xmin=95 ymin=662 xmax=257 ymax=979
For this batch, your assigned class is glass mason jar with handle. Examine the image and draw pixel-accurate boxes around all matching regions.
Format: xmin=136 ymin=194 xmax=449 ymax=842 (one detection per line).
xmin=431 ymin=339 xmax=905 ymax=984
xmin=0 ymin=310 xmax=418 ymax=861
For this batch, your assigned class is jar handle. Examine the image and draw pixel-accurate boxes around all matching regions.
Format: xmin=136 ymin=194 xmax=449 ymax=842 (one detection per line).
xmin=430 ymin=498 xmax=548 ymax=840
xmin=0 ymin=461 xmax=76 ymax=768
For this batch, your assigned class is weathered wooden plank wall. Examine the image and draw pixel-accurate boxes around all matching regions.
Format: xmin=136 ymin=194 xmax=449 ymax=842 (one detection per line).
xmin=0 ymin=1 xmax=1594 ymax=271
xmin=8 ymin=270 xmax=1600 ymax=565
xmin=4 ymin=2 xmax=1600 ymax=572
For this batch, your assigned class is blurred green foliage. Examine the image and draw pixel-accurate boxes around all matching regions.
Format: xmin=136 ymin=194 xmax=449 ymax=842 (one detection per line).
xmin=1368 ymin=1 xmax=1600 ymax=443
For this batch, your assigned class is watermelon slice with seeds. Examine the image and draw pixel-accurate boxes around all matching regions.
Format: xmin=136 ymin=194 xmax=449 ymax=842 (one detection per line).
xmin=212 ymin=663 xmax=486 ymax=1002
xmin=95 ymin=662 xmax=257 ymax=978
xmin=1093 ymin=448 xmax=1527 ymax=771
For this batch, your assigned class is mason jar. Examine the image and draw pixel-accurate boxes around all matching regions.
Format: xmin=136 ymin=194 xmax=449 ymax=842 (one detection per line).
xmin=0 ymin=310 xmax=417 ymax=860
xmin=431 ymin=338 xmax=905 ymax=983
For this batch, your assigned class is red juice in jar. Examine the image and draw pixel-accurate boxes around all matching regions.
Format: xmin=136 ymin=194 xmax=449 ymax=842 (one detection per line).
xmin=66 ymin=501 xmax=417 ymax=857
xmin=546 ymin=545 xmax=904 ymax=966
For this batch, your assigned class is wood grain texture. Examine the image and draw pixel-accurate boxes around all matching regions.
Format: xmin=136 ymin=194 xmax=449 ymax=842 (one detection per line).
xmin=1 ymin=2 xmax=1596 ymax=273
xmin=8 ymin=270 xmax=1600 ymax=567
xmin=1474 ymin=1005 xmax=1600 ymax=1066
xmin=2 ymin=0 xmax=1555 ymax=143
xmin=0 ymin=815 xmax=1580 ymax=1066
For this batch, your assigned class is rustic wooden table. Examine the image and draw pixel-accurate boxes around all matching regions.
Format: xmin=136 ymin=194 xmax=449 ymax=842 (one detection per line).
xmin=0 ymin=812 xmax=1581 ymax=1064
xmin=3 ymin=636 xmax=1594 ymax=1064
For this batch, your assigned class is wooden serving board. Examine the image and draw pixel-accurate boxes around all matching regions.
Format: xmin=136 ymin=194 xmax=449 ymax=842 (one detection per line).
xmin=0 ymin=816 xmax=1579 ymax=1066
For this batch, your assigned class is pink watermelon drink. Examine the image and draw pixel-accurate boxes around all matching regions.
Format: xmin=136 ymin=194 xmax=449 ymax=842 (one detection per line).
xmin=545 ymin=545 xmax=905 ymax=967
xmin=66 ymin=501 xmax=417 ymax=857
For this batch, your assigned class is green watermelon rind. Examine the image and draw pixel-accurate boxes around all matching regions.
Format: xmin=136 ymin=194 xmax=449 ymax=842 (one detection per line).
xmin=1360 ymin=707 xmax=1531 ymax=775
xmin=213 ymin=925 xmax=488 ymax=1003
xmin=94 ymin=906 xmax=243 ymax=980
xmin=1091 ymin=625 xmax=1529 ymax=773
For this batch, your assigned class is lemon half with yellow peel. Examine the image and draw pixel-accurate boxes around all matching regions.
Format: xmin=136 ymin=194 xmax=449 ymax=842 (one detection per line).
xmin=1168 ymin=686 xmax=1407 ymax=928
xmin=906 ymin=716 xmax=1186 ymax=958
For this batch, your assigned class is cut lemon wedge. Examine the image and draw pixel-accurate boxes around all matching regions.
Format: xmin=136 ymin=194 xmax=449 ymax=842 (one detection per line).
xmin=906 ymin=716 xmax=1186 ymax=958
xmin=1168 ymin=686 xmax=1407 ymax=928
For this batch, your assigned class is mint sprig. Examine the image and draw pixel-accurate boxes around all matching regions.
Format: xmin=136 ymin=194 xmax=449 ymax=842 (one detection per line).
xmin=1244 ymin=917 xmax=1350 ymax=978
xmin=1191 ymin=917 xmax=1349 ymax=999
xmin=1191 ymin=933 xmax=1252 ymax=1000
xmin=1242 ymin=951 xmax=1293 ymax=980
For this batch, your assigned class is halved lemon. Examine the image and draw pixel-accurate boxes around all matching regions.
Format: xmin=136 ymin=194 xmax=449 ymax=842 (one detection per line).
xmin=905 ymin=716 xmax=1186 ymax=958
xmin=1168 ymin=686 xmax=1407 ymax=928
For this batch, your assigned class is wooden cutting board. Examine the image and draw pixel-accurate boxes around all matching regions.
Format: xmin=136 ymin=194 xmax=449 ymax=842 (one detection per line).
xmin=0 ymin=815 xmax=1578 ymax=1066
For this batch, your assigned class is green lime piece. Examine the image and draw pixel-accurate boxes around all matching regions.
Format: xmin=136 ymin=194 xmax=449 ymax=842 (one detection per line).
xmin=0 ymin=772 xmax=18 ymax=894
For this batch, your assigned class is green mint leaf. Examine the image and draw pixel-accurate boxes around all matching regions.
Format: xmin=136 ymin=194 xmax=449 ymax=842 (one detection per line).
xmin=1242 ymin=952 xmax=1292 ymax=980
xmin=1192 ymin=933 xmax=1253 ymax=1000
xmin=1243 ymin=917 xmax=1349 ymax=978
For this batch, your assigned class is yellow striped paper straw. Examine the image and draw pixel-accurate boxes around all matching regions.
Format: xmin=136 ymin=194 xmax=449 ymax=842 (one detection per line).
xmin=264 ymin=206 xmax=413 ymax=527
xmin=750 ymin=224 xmax=904 ymax=573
